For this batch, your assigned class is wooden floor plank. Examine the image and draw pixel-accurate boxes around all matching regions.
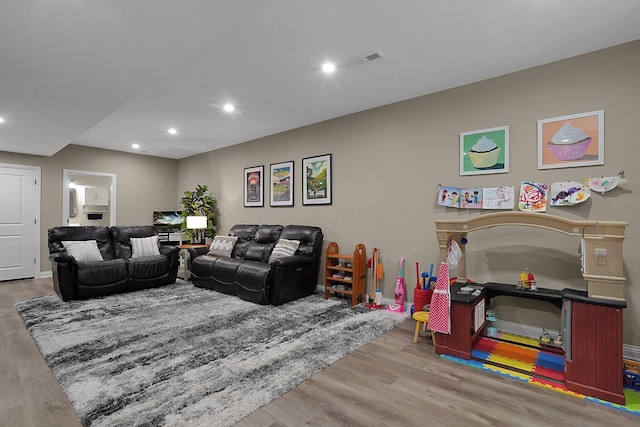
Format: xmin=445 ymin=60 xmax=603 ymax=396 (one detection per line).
xmin=2 ymin=278 xmax=638 ymax=427
xmin=1 ymin=279 xmax=83 ymax=427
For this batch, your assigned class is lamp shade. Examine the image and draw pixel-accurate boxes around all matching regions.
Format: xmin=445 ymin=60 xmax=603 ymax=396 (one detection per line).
xmin=186 ymin=215 xmax=207 ymax=230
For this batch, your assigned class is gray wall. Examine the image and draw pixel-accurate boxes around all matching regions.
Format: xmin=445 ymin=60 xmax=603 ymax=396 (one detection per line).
xmin=177 ymin=40 xmax=640 ymax=345
xmin=1 ymin=41 xmax=637 ymax=345
xmin=0 ymin=144 xmax=179 ymax=270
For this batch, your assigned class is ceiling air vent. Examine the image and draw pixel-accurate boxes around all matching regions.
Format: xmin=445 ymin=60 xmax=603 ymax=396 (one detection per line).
xmin=346 ymin=50 xmax=385 ymax=67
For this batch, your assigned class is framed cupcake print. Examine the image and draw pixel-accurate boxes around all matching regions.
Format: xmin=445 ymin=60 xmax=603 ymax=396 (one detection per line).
xmin=537 ymin=110 xmax=604 ymax=170
xmin=460 ymin=126 xmax=509 ymax=176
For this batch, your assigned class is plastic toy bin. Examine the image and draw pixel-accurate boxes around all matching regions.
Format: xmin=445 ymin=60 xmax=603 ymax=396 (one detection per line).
xmin=414 ymin=288 xmax=433 ymax=312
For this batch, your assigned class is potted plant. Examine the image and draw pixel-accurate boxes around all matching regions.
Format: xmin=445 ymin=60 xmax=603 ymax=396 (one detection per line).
xmin=180 ymin=184 xmax=217 ymax=243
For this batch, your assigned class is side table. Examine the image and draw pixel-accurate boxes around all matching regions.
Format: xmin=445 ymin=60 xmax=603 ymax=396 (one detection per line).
xmin=177 ymin=244 xmax=208 ymax=280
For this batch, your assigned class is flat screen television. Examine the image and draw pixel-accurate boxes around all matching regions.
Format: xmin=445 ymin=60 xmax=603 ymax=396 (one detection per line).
xmin=153 ymin=211 xmax=183 ymax=229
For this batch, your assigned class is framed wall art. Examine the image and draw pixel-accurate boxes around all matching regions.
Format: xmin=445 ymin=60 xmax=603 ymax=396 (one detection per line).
xmin=460 ymin=126 xmax=509 ymax=175
xmin=302 ymin=154 xmax=332 ymax=205
xmin=269 ymin=161 xmax=294 ymax=207
xmin=537 ymin=110 xmax=604 ymax=170
xmin=243 ymin=165 xmax=264 ymax=207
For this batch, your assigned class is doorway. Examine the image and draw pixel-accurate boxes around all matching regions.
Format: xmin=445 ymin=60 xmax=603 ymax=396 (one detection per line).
xmin=0 ymin=163 xmax=41 ymax=281
xmin=62 ymin=169 xmax=117 ymax=226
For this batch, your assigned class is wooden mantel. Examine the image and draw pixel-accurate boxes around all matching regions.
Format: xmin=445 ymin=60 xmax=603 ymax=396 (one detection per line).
xmin=434 ymin=212 xmax=628 ymax=301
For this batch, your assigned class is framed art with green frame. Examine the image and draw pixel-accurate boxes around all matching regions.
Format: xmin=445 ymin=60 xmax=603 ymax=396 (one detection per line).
xmin=460 ymin=126 xmax=509 ymax=176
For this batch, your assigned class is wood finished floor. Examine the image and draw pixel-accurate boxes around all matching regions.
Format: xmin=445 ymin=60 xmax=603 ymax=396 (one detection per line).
xmin=1 ymin=278 xmax=637 ymax=427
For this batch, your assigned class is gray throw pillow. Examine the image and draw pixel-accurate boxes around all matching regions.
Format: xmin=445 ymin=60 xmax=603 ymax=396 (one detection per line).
xmin=268 ymin=239 xmax=300 ymax=263
xmin=62 ymin=240 xmax=104 ymax=262
xmin=208 ymin=235 xmax=238 ymax=258
xmin=131 ymin=235 xmax=161 ymax=258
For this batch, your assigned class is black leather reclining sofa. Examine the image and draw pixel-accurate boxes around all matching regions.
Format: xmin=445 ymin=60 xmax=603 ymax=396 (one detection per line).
xmin=48 ymin=225 xmax=180 ymax=301
xmin=189 ymin=224 xmax=323 ymax=305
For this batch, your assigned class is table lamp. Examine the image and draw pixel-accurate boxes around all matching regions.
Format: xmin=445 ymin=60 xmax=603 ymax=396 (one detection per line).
xmin=186 ymin=215 xmax=207 ymax=244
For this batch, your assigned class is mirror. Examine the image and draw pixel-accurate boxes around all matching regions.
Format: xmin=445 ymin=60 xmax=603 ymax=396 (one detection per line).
xmin=62 ymin=169 xmax=117 ymax=226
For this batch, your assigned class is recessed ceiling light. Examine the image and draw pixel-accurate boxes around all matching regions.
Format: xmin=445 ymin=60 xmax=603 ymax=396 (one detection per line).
xmin=322 ymin=62 xmax=336 ymax=74
xmin=0 ymin=117 xmax=5 ymax=123
xmin=223 ymin=103 xmax=235 ymax=112
xmin=132 ymin=143 xmax=140 ymax=149
xmin=167 ymin=128 xmax=177 ymax=135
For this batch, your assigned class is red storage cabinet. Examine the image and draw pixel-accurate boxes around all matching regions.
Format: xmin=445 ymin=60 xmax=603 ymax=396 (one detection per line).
xmin=565 ymin=299 xmax=625 ymax=405
xmin=434 ymin=284 xmax=486 ymax=360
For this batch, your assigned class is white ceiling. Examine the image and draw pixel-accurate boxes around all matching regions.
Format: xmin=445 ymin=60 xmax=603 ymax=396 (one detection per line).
xmin=2 ymin=1 xmax=640 ymax=160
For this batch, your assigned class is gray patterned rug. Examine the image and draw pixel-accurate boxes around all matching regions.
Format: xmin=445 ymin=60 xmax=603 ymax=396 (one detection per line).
xmin=14 ymin=281 xmax=407 ymax=426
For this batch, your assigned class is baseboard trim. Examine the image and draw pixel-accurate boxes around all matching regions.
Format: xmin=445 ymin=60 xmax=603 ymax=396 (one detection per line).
xmin=315 ymin=284 xmax=395 ymax=305
xmin=624 ymin=344 xmax=640 ymax=361
xmin=496 ymin=319 xmax=559 ymax=340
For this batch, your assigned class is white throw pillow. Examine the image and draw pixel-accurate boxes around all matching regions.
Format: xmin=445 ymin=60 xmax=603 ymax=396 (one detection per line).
xmin=131 ymin=235 xmax=161 ymax=258
xmin=208 ymin=235 xmax=238 ymax=258
xmin=62 ymin=240 xmax=104 ymax=262
xmin=268 ymin=239 xmax=300 ymax=263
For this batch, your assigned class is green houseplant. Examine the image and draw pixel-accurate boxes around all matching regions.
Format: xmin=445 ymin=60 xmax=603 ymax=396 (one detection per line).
xmin=180 ymin=184 xmax=217 ymax=242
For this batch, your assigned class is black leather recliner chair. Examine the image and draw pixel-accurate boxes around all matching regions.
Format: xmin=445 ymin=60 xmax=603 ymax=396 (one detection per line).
xmin=189 ymin=224 xmax=323 ymax=305
xmin=48 ymin=225 xmax=180 ymax=301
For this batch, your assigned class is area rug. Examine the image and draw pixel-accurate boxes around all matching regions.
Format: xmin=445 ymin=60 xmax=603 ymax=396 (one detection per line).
xmin=14 ymin=281 xmax=407 ymax=426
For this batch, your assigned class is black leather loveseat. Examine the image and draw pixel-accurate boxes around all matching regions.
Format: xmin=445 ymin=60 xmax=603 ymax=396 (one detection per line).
xmin=189 ymin=224 xmax=323 ymax=305
xmin=48 ymin=225 xmax=180 ymax=301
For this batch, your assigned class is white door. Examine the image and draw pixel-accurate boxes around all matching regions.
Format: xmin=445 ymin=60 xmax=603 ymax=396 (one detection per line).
xmin=0 ymin=166 xmax=38 ymax=281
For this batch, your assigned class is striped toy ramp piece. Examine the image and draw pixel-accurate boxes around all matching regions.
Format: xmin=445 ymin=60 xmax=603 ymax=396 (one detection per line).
xmin=471 ymin=337 xmax=564 ymax=383
xmin=497 ymin=331 xmax=539 ymax=347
